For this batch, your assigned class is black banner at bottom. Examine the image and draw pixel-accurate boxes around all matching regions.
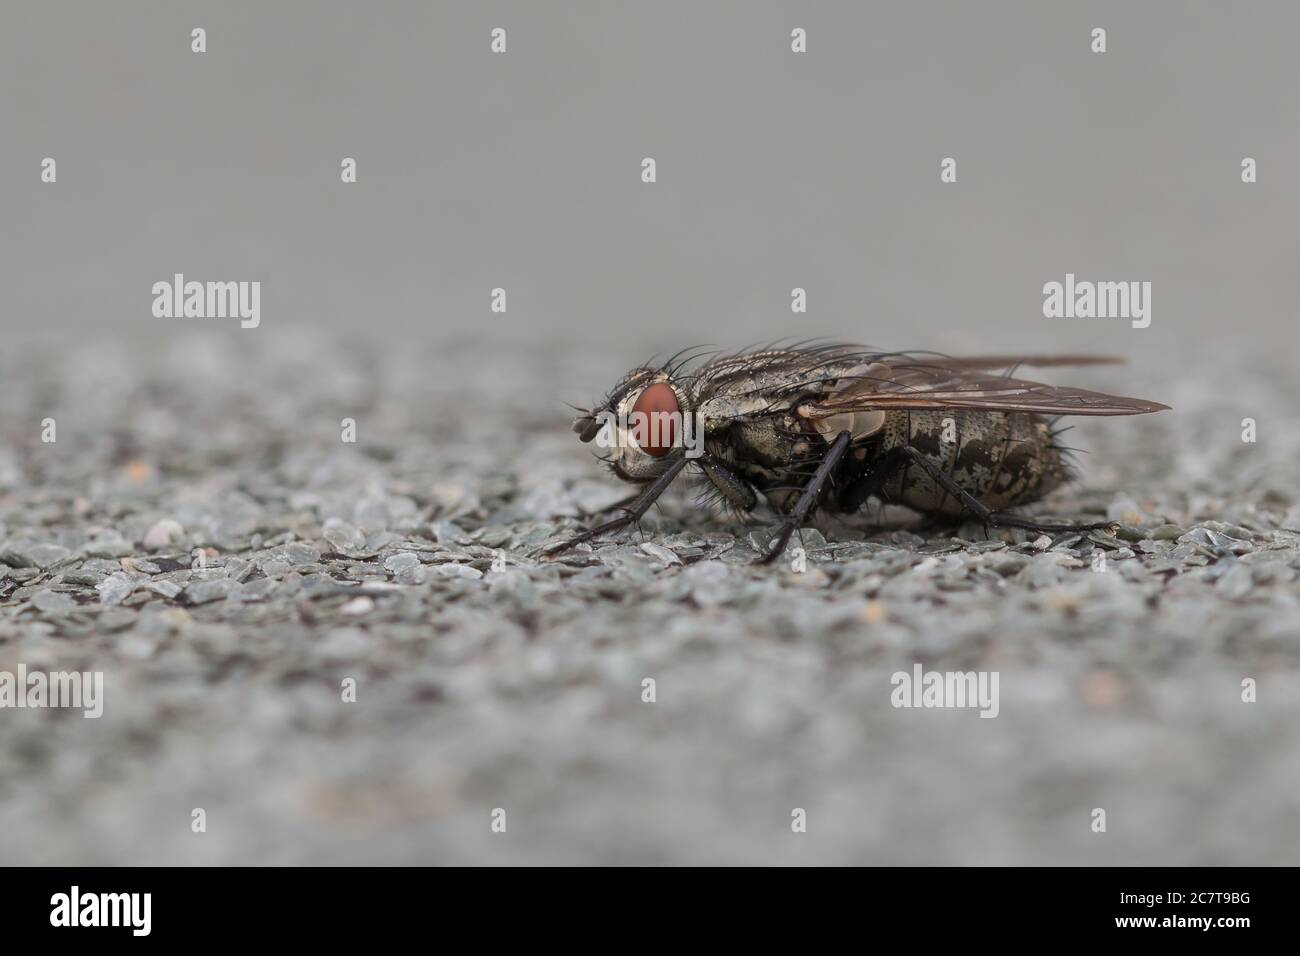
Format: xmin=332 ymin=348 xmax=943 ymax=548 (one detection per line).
xmin=0 ymin=865 xmax=1280 ymax=941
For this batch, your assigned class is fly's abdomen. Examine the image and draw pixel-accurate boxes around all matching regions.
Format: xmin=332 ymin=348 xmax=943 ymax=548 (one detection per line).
xmin=880 ymin=410 xmax=1069 ymax=516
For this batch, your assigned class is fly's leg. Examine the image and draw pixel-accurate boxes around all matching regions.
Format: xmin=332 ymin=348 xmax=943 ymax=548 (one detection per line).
xmin=758 ymin=430 xmax=853 ymax=565
xmin=540 ymin=456 xmax=689 ymax=557
xmin=893 ymin=446 xmax=1117 ymax=535
xmin=698 ymin=455 xmax=758 ymax=512
xmin=985 ymin=513 xmax=1116 ymax=534
xmin=576 ymin=490 xmax=641 ymax=518
xmin=835 ymin=447 xmax=910 ymax=511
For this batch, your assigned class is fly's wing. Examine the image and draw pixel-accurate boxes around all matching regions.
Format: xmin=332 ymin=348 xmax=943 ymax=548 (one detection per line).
xmin=909 ymin=354 xmax=1123 ymax=371
xmin=802 ymin=356 xmax=1170 ymax=419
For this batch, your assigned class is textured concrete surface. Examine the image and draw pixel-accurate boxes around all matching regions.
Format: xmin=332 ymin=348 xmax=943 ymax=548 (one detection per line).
xmin=0 ymin=332 xmax=1297 ymax=865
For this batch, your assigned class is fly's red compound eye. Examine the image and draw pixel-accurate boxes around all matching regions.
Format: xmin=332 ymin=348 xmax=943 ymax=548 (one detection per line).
xmin=630 ymin=383 xmax=679 ymax=457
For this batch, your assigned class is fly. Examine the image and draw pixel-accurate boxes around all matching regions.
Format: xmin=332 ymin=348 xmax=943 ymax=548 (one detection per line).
xmin=543 ymin=345 xmax=1170 ymax=563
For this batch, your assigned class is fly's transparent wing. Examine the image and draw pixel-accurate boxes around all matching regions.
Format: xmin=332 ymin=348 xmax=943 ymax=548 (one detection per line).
xmin=803 ymin=357 xmax=1170 ymax=418
xmin=905 ymin=354 xmax=1123 ymax=371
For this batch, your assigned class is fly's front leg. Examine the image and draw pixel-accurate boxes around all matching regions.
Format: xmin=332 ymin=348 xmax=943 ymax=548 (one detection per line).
xmin=575 ymin=490 xmax=642 ymax=518
xmin=893 ymin=446 xmax=1116 ymax=535
xmin=698 ymin=454 xmax=758 ymax=512
xmin=541 ymin=456 xmax=690 ymax=558
xmin=758 ymin=430 xmax=853 ymax=565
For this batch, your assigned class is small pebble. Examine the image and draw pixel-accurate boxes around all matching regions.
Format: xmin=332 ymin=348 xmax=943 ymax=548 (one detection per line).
xmin=97 ymin=572 xmax=136 ymax=606
xmin=143 ymin=519 xmax=185 ymax=550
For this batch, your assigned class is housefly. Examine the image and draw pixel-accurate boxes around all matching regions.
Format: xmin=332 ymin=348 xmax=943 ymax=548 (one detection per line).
xmin=545 ymin=345 xmax=1169 ymax=563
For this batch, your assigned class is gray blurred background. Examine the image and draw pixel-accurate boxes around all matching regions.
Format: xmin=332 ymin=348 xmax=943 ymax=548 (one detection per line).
xmin=2 ymin=2 xmax=1299 ymax=868
xmin=5 ymin=0 xmax=1299 ymax=361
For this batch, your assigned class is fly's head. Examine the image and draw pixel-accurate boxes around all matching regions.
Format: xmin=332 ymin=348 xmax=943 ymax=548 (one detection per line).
xmin=571 ymin=367 xmax=696 ymax=482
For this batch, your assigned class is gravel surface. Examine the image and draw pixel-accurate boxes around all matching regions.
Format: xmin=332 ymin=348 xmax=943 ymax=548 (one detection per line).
xmin=1 ymin=332 xmax=1297 ymax=865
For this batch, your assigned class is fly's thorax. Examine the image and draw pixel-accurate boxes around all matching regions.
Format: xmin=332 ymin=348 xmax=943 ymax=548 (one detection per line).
xmin=694 ymin=391 xmax=784 ymax=430
xmin=700 ymin=412 xmax=831 ymax=514
xmin=694 ymin=350 xmax=868 ymax=398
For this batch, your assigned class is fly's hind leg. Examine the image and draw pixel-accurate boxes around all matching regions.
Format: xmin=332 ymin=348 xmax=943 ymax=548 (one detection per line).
xmin=893 ymin=446 xmax=1117 ymax=536
xmin=983 ymin=512 xmax=1116 ymax=534
xmin=758 ymin=431 xmax=853 ymax=564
